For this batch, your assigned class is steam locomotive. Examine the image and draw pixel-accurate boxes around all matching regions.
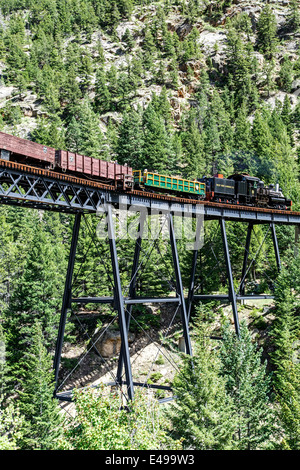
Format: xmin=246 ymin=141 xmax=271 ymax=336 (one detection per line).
xmin=200 ymin=173 xmax=292 ymax=210
xmin=0 ymin=131 xmax=292 ymax=210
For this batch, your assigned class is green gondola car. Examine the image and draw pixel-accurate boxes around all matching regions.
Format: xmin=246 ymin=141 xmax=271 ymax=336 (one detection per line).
xmin=133 ymin=170 xmax=205 ymax=199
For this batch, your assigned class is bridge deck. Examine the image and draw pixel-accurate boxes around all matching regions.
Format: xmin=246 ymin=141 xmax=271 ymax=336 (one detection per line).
xmin=1 ymin=159 xmax=300 ymax=224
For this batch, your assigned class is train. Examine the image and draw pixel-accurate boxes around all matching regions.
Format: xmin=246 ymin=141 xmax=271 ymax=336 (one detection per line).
xmin=0 ymin=131 xmax=292 ymax=210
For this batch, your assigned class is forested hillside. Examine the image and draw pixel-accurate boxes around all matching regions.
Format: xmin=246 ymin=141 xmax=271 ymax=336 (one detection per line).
xmin=0 ymin=0 xmax=300 ymax=451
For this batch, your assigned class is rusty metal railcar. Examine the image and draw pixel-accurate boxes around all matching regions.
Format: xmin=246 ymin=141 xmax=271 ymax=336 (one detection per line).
xmin=0 ymin=132 xmax=134 ymax=190
xmin=0 ymin=131 xmax=56 ymax=167
xmin=55 ymin=150 xmax=134 ymax=190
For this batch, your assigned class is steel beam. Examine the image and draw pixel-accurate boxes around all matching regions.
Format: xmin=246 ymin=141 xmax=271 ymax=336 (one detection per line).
xmin=53 ymin=212 xmax=82 ymax=394
xmin=116 ymin=212 xmax=145 ymax=384
xmin=106 ymin=203 xmax=134 ymax=400
xmin=124 ymin=297 xmax=180 ymax=304
xmin=270 ymin=223 xmax=281 ymax=272
xmin=71 ymin=296 xmax=180 ymax=304
xmin=220 ymin=218 xmax=240 ymax=337
xmin=240 ymin=223 xmax=253 ymax=296
xmin=194 ymin=294 xmax=274 ymax=301
xmin=186 ymin=216 xmax=203 ymax=321
xmin=169 ymin=213 xmax=193 ymax=356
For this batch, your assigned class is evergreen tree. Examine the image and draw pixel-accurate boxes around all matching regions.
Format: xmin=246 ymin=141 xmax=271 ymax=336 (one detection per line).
xmin=122 ymin=28 xmax=135 ymax=51
xmin=234 ymin=100 xmax=252 ymax=151
xmin=271 ymin=253 xmax=300 ymax=449
xmin=66 ymin=98 xmax=105 ymax=158
xmin=279 ymin=56 xmax=294 ymax=93
xmin=94 ymin=69 xmax=111 ymax=114
xmin=31 ymin=115 xmax=66 ymax=150
xmin=281 ymin=94 xmax=293 ymax=139
xmin=167 ymin=317 xmax=236 ymax=450
xmin=251 ymin=109 xmax=275 ymax=182
xmin=257 ymin=5 xmax=278 ymax=58
xmin=220 ymin=322 xmax=279 ymax=450
xmin=116 ymin=107 xmax=144 ymax=168
xmin=17 ymin=321 xmax=64 ymax=450
xmin=180 ymin=107 xmax=205 ymax=178
xmin=142 ymin=102 xmax=176 ymax=173
xmin=287 ymin=0 xmax=300 ymax=31
xmin=4 ymin=213 xmax=66 ymax=383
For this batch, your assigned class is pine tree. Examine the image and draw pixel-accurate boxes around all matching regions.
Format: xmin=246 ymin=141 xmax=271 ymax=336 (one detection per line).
xmin=167 ymin=317 xmax=236 ymax=450
xmin=31 ymin=115 xmax=66 ymax=150
xmin=234 ymin=100 xmax=252 ymax=151
xmin=17 ymin=321 xmax=64 ymax=450
xmin=251 ymin=109 xmax=275 ymax=182
xmin=279 ymin=56 xmax=294 ymax=93
xmin=180 ymin=107 xmax=205 ymax=178
xmin=142 ymin=103 xmax=175 ymax=173
xmin=122 ymin=28 xmax=135 ymax=51
xmin=281 ymin=94 xmax=293 ymax=139
xmin=257 ymin=5 xmax=278 ymax=58
xmin=66 ymin=98 xmax=105 ymax=158
xmin=4 ymin=214 xmax=67 ymax=382
xmin=94 ymin=69 xmax=111 ymax=114
xmin=116 ymin=107 xmax=144 ymax=168
xmin=219 ymin=321 xmax=279 ymax=450
xmin=287 ymin=0 xmax=300 ymax=31
xmin=271 ymin=253 xmax=300 ymax=449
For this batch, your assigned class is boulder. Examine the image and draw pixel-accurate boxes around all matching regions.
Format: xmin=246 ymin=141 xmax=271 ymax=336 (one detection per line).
xmin=95 ymin=328 xmax=135 ymax=358
xmin=175 ymin=19 xmax=193 ymax=39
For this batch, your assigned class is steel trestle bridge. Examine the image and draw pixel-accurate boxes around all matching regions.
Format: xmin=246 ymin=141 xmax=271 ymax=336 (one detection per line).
xmin=1 ymin=159 xmax=300 ymax=402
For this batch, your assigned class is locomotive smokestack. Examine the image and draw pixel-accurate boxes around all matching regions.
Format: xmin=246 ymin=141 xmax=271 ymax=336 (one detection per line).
xmin=275 ymin=183 xmax=279 ymax=192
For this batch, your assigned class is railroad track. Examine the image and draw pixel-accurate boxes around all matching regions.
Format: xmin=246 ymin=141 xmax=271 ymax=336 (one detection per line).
xmin=1 ymin=158 xmax=299 ymax=217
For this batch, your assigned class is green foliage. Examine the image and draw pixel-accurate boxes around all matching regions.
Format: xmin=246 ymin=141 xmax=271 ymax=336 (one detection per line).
xmin=66 ymin=98 xmax=105 ymax=158
xmin=0 ymin=0 xmax=299 ymax=452
xmin=287 ymin=0 xmax=300 ymax=32
xmin=271 ymin=252 xmax=300 ymax=449
xmin=220 ymin=321 xmax=280 ymax=450
xmin=60 ymin=385 xmax=182 ymax=450
xmin=257 ymin=5 xmax=278 ymax=58
xmin=167 ymin=317 xmax=236 ymax=450
xmin=0 ymin=395 xmax=24 ymax=450
xmin=17 ymin=321 xmax=64 ymax=450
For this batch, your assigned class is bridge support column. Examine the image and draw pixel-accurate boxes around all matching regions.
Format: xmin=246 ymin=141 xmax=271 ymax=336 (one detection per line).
xmin=54 ymin=212 xmax=82 ymax=395
xmin=116 ymin=211 xmax=146 ymax=385
xmin=220 ymin=218 xmax=240 ymax=337
xmin=270 ymin=223 xmax=281 ymax=272
xmin=106 ymin=204 xmax=135 ymax=400
xmin=169 ymin=213 xmax=193 ymax=356
xmin=186 ymin=216 xmax=203 ymax=322
xmin=240 ymin=222 xmax=253 ymax=297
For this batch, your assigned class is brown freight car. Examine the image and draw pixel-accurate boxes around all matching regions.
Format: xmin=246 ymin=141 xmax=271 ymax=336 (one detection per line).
xmin=56 ymin=150 xmax=134 ymax=190
xmin=0 ymin=131 xmax=56 ymax=167
xmin=0 ymin=132 xmax=134 ymax=190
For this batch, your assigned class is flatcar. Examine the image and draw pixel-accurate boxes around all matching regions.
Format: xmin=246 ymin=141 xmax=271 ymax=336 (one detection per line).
xmin=133 ymin=170 xmax=206 ymax=199
xmin=0 ymin=131 xmax=293 ymax=210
